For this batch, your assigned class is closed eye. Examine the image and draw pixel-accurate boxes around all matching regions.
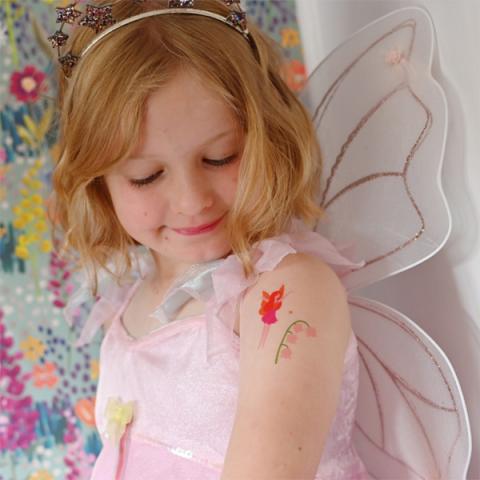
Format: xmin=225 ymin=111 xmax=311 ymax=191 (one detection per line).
xmin=129 ymin=154 xmax=237 ymax=188
xmin=130 ymin=170 xmax=163 ymax=187
xmin=204 ymin=154 xmax=237 ymax=167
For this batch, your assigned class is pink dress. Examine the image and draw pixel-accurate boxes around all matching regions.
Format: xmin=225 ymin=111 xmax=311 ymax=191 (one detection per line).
xmin=85 ymin=223 xmax=370 ymax=479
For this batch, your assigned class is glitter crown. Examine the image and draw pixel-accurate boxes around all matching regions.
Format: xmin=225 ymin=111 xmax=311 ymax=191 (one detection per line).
xmin=48 ymin=0 xmax=253 ymax=77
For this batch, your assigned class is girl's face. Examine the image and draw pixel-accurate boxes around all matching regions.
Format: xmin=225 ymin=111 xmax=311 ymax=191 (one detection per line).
xmin=104 ymin=68 xmax=244 ymax=276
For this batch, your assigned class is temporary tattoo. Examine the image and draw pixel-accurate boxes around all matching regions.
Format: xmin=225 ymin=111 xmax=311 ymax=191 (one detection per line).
xmin=257 ymin=284 xmax=285 ymax=349
xmin=274 ymin=320 xmax=317 ymax=364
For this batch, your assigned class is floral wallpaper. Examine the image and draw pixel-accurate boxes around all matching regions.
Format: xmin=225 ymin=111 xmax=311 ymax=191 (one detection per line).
xmin=0 ymin=1 xmax=306 ymax=479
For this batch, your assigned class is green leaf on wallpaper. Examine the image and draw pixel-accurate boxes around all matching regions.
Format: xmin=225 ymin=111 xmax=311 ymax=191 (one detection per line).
xmin=19 ymin=107 xmax=54 ymax=147
xmin=17 ymin=124 xmax=34 ymax=147
xmin=23 ymin=114 xmax=38 ymax=138
xmin=39 ymin=106 xmax=54 ymax=139
xmin=31 ymin=15 xmax=57 ymax=62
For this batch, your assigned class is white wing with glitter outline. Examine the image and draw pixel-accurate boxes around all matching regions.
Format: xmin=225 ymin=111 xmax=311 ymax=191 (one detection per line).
xmin=299 ymin=6 xmax=471 ymax=478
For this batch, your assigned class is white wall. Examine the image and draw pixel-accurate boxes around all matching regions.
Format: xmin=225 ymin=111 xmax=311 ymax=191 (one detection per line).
xmin=296 ymin=0 xmax=480 ymax=477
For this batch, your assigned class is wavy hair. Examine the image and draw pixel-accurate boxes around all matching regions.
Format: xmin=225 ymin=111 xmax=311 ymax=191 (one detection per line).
xmin=50 ymin=0 xmax=323 ymax=295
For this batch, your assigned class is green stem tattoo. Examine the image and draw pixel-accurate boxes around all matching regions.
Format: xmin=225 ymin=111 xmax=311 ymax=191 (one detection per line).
xmin=274 ymin=319 xmax=312 ymax=364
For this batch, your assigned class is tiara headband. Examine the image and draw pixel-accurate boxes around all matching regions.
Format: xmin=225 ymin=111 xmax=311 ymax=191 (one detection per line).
xmin=48 ymin=0 xmax=257 ymax=77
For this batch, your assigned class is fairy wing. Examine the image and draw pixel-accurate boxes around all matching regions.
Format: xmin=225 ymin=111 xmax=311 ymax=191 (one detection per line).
xmin=298 ymin=6 xmax=471 ymax=478
xmin=298 ymin=6 xmax=450 ymax=292
xmin=350 ymin=296 xmax=471 ymax=479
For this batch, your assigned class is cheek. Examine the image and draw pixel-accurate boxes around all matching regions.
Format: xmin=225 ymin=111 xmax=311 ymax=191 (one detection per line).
xmin=229 ymin=176 xmax=239 ymax=201
xmin=221 ymin=166 xmax=240 ymax=203
xmin=111 ymin=190 xmax=167 ymax=230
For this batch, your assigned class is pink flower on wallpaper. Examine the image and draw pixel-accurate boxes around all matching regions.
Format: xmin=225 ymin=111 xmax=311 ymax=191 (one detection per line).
xmin=63 ymin=410 xmax=96 ymax=479
xmin=7 ymin=375 xmax=25 ymax=395
xmin=49 ymin=252 xmax=75 ymax=310
xmin=63 ymin=408 xmax=78 ymax=444
xmin=10 ymin=65 xmax=47 ymax=103
xmin=0 ymin=147 xmax=6 ymax=164
xmin=0 ymin=313 xmax=39 ymax=451
xmin=53 ymin=299 xmax=66 ymax=308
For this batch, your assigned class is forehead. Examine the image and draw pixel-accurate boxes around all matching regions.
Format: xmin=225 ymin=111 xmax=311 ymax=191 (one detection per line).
xmin=131 ymin=69 xmax=241 ymax=159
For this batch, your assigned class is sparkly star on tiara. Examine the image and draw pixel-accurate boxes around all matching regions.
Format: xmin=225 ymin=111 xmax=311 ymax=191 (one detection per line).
xmin=48 ymin=0 xmax=256 ymax=78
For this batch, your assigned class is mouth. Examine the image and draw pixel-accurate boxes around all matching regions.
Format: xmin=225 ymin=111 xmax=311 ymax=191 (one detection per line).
xmin=171 ymin=214 xmax=226 ymax=236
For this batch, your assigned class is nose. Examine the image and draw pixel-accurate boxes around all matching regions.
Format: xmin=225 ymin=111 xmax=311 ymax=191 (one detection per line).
xmin=172 ymin=169 xmax=214 ymax=217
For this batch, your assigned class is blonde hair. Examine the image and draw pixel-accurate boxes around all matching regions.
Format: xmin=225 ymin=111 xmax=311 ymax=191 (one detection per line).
xmin=50 ymin=0 xmax=323 ymax=295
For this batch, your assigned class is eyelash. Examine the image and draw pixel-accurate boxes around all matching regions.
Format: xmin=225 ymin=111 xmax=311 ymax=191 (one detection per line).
xmin=129 ymin=155 xmax=237 ymax=188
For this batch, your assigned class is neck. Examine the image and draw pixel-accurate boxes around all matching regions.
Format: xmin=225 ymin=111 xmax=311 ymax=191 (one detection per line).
xmin=146 ymin=249 xmax=233 ymax=292
xmin=148 ymin=257 xmax=196 ymax=291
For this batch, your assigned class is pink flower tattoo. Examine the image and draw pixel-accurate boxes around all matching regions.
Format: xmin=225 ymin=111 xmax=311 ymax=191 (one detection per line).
xmin=275 ymin=320 xmax=317 ymax=364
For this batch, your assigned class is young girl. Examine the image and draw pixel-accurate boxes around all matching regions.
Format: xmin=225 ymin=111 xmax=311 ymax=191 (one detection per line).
xmin=49 ymin=0 xmax=369 ymax=478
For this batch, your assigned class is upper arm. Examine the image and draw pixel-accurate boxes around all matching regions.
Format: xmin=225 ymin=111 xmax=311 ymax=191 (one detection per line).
xmin=221 ymin=253 xmax=352 ymax=480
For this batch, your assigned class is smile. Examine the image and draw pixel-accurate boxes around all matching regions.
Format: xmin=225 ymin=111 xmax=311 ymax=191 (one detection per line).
xmin=171 ymin=215 xmax=225 ymax=236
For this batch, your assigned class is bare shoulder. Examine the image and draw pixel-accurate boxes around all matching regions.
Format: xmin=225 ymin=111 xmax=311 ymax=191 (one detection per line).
xmin=245 ymin=251 xmax=347 ymax=296
xmin=239 ymin=251 xmax=351 ymax=353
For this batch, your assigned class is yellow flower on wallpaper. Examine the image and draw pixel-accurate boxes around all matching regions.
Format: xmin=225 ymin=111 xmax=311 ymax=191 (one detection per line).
xmin=15 ymin=244 xmax=30 ymax=260
xmin=12 ymin=215 xmax=24 ymax=228
xmin=41 ymin=0 xmax=72 ymax=6
xmin=40 ymin=239 xmax=52 ymax=253
xmin=32 ymin=206 xmax=44 ymax=217
xmin=31 ymin=193 xmax=43 ymax=205
xmin=12 ymin=159 xmax=52 ymax=281
xmin=90 ymin=359 xmax=99 ymax=381
xmin=35 ymin=220 xmax=48 ymax=233
xmin=18 ymin=234 xmax=29 ymax=245
xmin=29 ymin=232 xmax=40 ymax=243
xmin=20 ymin=336 xmax=46 ymax=361
xmin=28 ymin=469 xmax=54 ymax=480
xmin=280 ymin=27 xmax=301 ymax=48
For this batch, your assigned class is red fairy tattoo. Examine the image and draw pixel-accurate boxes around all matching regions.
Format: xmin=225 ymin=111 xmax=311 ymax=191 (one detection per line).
xmin=257 ymin=284 xmax=285 ymax=349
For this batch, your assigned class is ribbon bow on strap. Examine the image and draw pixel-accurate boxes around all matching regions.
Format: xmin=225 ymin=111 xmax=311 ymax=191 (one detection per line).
xmin=105 ymin=397 xmax=135 ymax=445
